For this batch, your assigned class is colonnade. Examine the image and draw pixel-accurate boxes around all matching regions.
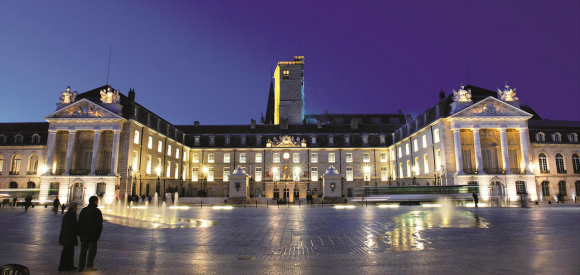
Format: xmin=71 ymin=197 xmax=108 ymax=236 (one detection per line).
xmin=452 ymin=127 xmax=530 ymax=175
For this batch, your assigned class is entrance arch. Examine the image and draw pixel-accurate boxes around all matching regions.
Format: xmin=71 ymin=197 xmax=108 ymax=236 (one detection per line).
xmin=489 ymin=180 xmax=505 ymax=205
xmin=70 ymin=182 xmax=85 ymax=204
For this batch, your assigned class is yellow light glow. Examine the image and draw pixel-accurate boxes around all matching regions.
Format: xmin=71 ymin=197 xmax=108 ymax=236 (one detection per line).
xmin=131 ymin=206 xmax=147 ymax=209
xmin=202 ymin=166 xmax=209 ymax=173
xmin=334 ymin=205 xmax=356 ymax=209
xmin=294 ymin=167 xmax=301 ymax=174
xmin=378 ymin=204 xmax=399 ymax=208
xmin=363 ymin=166 xmax=371 ymax=173
xmin=273 ymin=167 xmax=279 ymax=173
xmin=155 ymin=166 xmax=161 ymax=176
xmin=40 ymin=165 xmax=49 ymax=174
xmin=169 ymin=206 xmax=190 ymax=209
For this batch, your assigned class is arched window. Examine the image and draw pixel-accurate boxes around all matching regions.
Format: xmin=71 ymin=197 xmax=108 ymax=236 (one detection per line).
xmin=147 ymin=136 xmax=153 ymax=149
xmin=536 ymin=132 xmax=545 ymax=142
xmin=555 ymin=153 xmax=565 ymax=173
xmin=134 ymin=130 xmax=140 ymax=144
xmin=552 ymin=132 xmax=561 ymax=142
xmin=10 ymin=154 xmax=21 ymax=175
xmin=558 ymin=181 xmax=567 ymax=196
xmin=96 ymin=182 xmax=106 ymax=197
xmin=541 ymin=181 xmax=550 ymax=197
xmin=49 ymin=182 xmax=59 ymax=196
xmin=9 ymin=181 xmax=18 ymax=188
xmin=28 ymin=155 xmax=38 ymax=174
xmin=538 ymin=153 xmax=548 ymax=172
xmin=576 ymin=181 xmax=580 ymax=198
xmin=192 ymin=153 xmax=200 ymax=163
xmin=572 ymin=154 xmax=580 ymax=173
xmin=568 ymin=133 xmax=579 ymax=142
xmin=27 ymin=182 xmax=35 ymax=188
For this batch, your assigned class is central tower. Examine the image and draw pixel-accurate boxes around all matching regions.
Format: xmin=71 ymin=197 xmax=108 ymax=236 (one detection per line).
xmin=273 ymin=56 xmax=304 ymax=125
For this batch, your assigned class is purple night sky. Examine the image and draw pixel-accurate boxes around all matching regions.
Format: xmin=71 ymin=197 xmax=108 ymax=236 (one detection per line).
xmin=1 ymin=1 xmax=579 ymax=125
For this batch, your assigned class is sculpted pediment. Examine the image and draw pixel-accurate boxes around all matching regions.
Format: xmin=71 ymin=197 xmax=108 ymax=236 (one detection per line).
xmin=452 ymin=97 xmax=531 ymax=118
xmin=45 ymin=99 xmax=121 ymax=119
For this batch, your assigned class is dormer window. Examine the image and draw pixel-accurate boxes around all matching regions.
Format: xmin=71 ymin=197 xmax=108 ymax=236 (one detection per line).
xmin=344 ymin=134 xmax=350 ymax=146
xmin=15 ymin=134 xmax=23 ymax=144
xmin=194 ymin=136 xmax=200 ymax=146
xmin=256 ymin=135 xmax=262 ymax=146
xmin=536 ymin=132 xmax=545 ymax=142
xmin=241 ymin=135 xmax=246 ymax=146
xmin=0 ymin=135 xmax=6 ymax=144
xmin=31 ymin=134 xmax=41 ymax=144
xmin=568 ymin=133 xmax=578 ymax=142
xmin=311 ymin=134 xmax=317 ymax=144
xmin=362 ymin=134 xmax=369 ymax=146
xmin=379 ymin=134 xmax=386 ymax=145
xmin=209 ymin=135 xmax=215 ymax=146
xmin=225 ymin=135 xmax=231 ymax=146
xmin=328 ymin=134 xmax=334 ymax=145
xmin=552 ymin=132 xmax=562 ymax=142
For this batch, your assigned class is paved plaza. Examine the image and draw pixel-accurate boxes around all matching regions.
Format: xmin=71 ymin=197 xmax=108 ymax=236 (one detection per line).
xmin=1 ymin=203 xmax=579 ymax=274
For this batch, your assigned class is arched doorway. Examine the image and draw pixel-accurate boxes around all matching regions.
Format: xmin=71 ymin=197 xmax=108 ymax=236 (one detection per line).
xmin=70 ymin=182 xmax=85 ymax=204
xmin=489 ymin=180 xmax=505 ymax=205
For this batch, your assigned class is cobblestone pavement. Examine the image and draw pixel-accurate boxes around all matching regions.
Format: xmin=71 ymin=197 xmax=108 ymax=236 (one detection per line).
xmin=1 ymin=203 xmax=579 ymax=274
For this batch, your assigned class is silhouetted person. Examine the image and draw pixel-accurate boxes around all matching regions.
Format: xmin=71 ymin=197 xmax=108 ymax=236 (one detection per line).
xmin=78 ymin=196 xmax=103 ymax=272
xmin=53 ymin=198 xmax=60 ymax=214
xmin=12 ymin=197 xmax=17 ymax=207
xmin=58 ymin=201 xmax=78 ymax=271
xmin=24 ymin=195 xmax=32 ymax=211
xmin=472 ymin=192 xmax=479 ymax=207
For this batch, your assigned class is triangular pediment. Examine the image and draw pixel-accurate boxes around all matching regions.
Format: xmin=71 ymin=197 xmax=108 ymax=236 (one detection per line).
xmin=44 ymin=99 xmax=122 ymax=120
xmin=451 ymin=97 xmax=532 ymax=118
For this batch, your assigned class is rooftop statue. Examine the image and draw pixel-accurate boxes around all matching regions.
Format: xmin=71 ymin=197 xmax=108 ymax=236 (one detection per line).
xmin=452 ymin=84 xmax=472 ymax=102
xmin=497 ymin=81 xmax=519 ymax=101
xmin=100 ymin=86 xmax=121 ymax=104
xmin=59 ymin=85 xmax=78 ymax=104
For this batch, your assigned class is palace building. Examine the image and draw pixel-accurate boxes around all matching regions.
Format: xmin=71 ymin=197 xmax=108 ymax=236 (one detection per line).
xmin=1 ymin=56 xmax=579 ymax=205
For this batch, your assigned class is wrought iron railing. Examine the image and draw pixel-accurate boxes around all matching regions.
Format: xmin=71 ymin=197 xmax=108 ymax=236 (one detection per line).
xmin=27 ymin=171 xmax=37 ymax=175
xmin=96 ymin=169 xmax=111 ymax=175
xmin=512 ymin=168 xmax=526 ymax=174
xmin=483 ymin=168 xmax=506 ymax=174
xmin=540 ymin=169 xmax=550 ymax=174
xmin=9 ymin=171 xmax=19 ymax=175
xmin=70 ymin=169 xmax=90 ymax=175
xmin=51 ymin=169 xmax=65 ymax=175
xmin=557 ymin=169 xmax=567 ymax=174
xmin=574 ymin=169 xmax=580 ymax=174
xmin=462 ymin=168 xmax=478 ymax=175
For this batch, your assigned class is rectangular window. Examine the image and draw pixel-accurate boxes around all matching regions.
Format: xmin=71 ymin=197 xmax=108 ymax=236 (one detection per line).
xmin=157 ymin=158 xmax=162 ymax=175
xmin=240 ymin=153 xmax=246 ymax=163
xmin=224 ymin=153 xmax=231 ymax=163
xmin=166 ymin=161 xmax=171 ymax=177
xmin=183 ymin=165 xmax=187 ymax=179
xmin=435 ymin=150 xmax=441 ymax=171
xmin=462 ymin=149 xmax=472 ymax=170
xmin=398 ymin=147 xmax=402 ymax=158
xmin=293 ymin=153 xmax=300 ymax=163
xmin=223 ymin=167 xmax=230 ymax=182
xmin=516 ymin=181 xmax=527 ymax=194
xmin=192 ymin=167 xmax=199 ymax=181
xmin=311 ymin=153 xmax=318 ymax=163
xmin=434 ymin=129 xmax=440 ymax=143
xmin=346 ymin=153 xmax=353 ymax=162
xmin=175 ymin=164 xmax=179 ymax=179
xmin=158 ymin=141 xmax=163 ymax=152
xmin=255 ymin=153 xmax=262 ymax=163
xmin=132 ymin=151 xmax=138 ymax=170
xmin=82 ymin=151 xmax=92 ymax=171
xmin=283 ymin=70 xmax=290 ymax=79
xmin=363 ymin=153 xmax=370 ymax=163
xmin=415 ymin=157 xmax=419 ymax=175
xmin=193 ymin=153 xmax=200 ymax=163
xmin=148 ymin=136 xmax=153 ymax=149
xmin=208 ymin=167 xmax=214 ymax=181
xmin=399 ymin=163 xmax=403 ymax=178
xmin=167 ymin=145 xmax=172 ymax=156
xmin=273 ymin=153 xmax=280 ymax=163
xmin=508 ymin=149 xmax=518 ymax=170
xmin=146 ymin=155 xmax=152 ymax=174
xmin=482 ymin=149 xmax=492 ymax=169
xmin=328 ymin=153 xmax=335 ymax=163
xmin=406 ymin=144 xmax=410 ymax=155
xmin=392 ymin=164 xmax=397 ymax=180
xmin=208 ymin=153 xmax=215 ymax=163
xmin=255 ymin=167 xmax=262 ymax=182
xmin=183 ymin=151 xmax=187 ymax=161
xmin=293 ymin=168 xmax=300 ymax=181
xmin=346 ymin=167 xmax=353 ymax=181
xmin=381 ymin=166 xmax=388 ymax=181
xmin=134 ymin=130 xmax=140 ymax=144
xmin=311 ymin=167 xmax=318 ymax=182
xmin=413 ymin=140 xmax=419 ymax=152
xmin=380 ymin=153 xmax=387 ymax=162
xmin=424 ymin=154 xmax=429 ymax=174
xmin=273 ymin=169 xmax=280 ymax=181
xmin=176 ymin=149 xmax=180 ymax=159
xmin=422 ymin=135 xmax=427 ymax=148
xmin=407 ymin=160 xmax=411 ymax=177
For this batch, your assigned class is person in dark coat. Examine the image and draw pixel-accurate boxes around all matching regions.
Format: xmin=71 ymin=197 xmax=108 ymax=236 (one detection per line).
xmin=53 ymin=198 xmax=60 ymax=214
xmin=24 ymin=195 xmax=32 ymax=211
xmin=12 ymin=197 xmax=17 ymax=207
xmin=472 ymin=192 xmax=479 ymax=207
xmin=77 ymin=196 xmax=103 ymax=272
xmin=58 ymin=201 xmax=78 ymax=271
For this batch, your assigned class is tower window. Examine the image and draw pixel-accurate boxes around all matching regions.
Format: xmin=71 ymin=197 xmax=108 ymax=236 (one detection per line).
xmin=283 ymin=70 xmax=290 ymax=79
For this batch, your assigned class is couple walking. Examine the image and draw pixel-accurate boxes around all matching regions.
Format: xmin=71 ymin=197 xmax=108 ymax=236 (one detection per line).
xmin=58 ymin=196 xmax=103 ymax=272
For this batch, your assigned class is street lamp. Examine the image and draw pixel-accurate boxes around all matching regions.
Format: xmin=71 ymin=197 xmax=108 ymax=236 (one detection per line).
xmin=364 ymin=166 xmax=371 ymax=186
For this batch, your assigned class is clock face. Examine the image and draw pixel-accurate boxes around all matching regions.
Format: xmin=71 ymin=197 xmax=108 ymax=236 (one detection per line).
xmin=283 ymin=152 xmax=290 ymax=159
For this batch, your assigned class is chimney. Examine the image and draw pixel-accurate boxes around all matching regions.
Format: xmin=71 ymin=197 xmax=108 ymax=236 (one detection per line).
xmin=194 ymin=121 xmax=200 ymax=127
xmin=260 ymin=113 xmax=265 ymax=124
xmin=317 ymin=119 xmax=322 ymax=129
xmin=128 ymin=88 xmax=135 ymax=101
xmin=439 ymin=89 xmax=445 ymax=100
xmin=398 ymin=110 xmax=402 ymax=114
xmin=350 ymin=118 xmax=358 ymax=130
xmin=251 ymin=119 xmax=256 ymax=129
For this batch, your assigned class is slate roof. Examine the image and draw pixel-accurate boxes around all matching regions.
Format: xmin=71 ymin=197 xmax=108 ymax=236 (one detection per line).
xmin=0 ymin=122 xmax=49 ymax=146
xmin=528 ymin=120 xmax=580 ymax=144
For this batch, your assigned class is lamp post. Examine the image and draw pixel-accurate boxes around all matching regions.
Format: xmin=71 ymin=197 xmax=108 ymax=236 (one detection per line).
xmin=364 ymin=166 xmax=371 ymax=187
xmin=202 ymin=166 xmax=209 ymax=196
xmin=126 ymin=166 xmax=133 ymax=196
xmin=273 ymin=167 xmax=279 ymax=200
xmin=293 ymin=167 xmax=301 ymax=202
xmin=155 ymin=166 xmax=161 ymax=195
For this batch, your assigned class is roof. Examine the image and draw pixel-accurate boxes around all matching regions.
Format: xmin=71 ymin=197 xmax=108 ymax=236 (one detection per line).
xmin=0 ymin=122 xmax=49 ymax=146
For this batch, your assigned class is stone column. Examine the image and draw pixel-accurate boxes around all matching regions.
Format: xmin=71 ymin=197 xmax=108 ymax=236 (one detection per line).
xmin=90 ymin=130 xmax=102 ymax=175
xmin=499 ymin=128 xmax=511 ymax=174
xmin=110 ymin=130 xmax=121 ymax=176
xmin=64 ymin=130 xmax=76 ymax=175
xmin=473 ymin=129 xmax=484 ymax=174
xmin=45 ymin=130 xmax=58 ymax=174
xmin=453 ymin=129 xmax=464 ymax=174
xmin=518 ymin=128 xmax=530 ymax=173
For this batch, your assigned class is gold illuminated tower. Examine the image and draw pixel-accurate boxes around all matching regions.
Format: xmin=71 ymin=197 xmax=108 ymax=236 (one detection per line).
xmin=273 ymin=56 xmax=304 ymax=125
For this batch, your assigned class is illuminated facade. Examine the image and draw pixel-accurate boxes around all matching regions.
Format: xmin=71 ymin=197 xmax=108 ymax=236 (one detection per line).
xmin=1 ymin=57 xmax=579 ymax=204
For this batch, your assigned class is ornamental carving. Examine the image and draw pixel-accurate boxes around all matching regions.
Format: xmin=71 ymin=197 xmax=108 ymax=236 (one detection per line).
xmin=452 ymin=84 xmax=472 ymax=102
xmin=100 ymin=86 xmax=121 ymax=104
xmin=266 ymin=136 xmax=306 ymax=148
xmin=497 ymin=81 xmax=519 ymax=102
xmin=59 ymin=102 xmax=107 ymax=118
xmin=59 ymin=85 xmax=78 ymax=104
